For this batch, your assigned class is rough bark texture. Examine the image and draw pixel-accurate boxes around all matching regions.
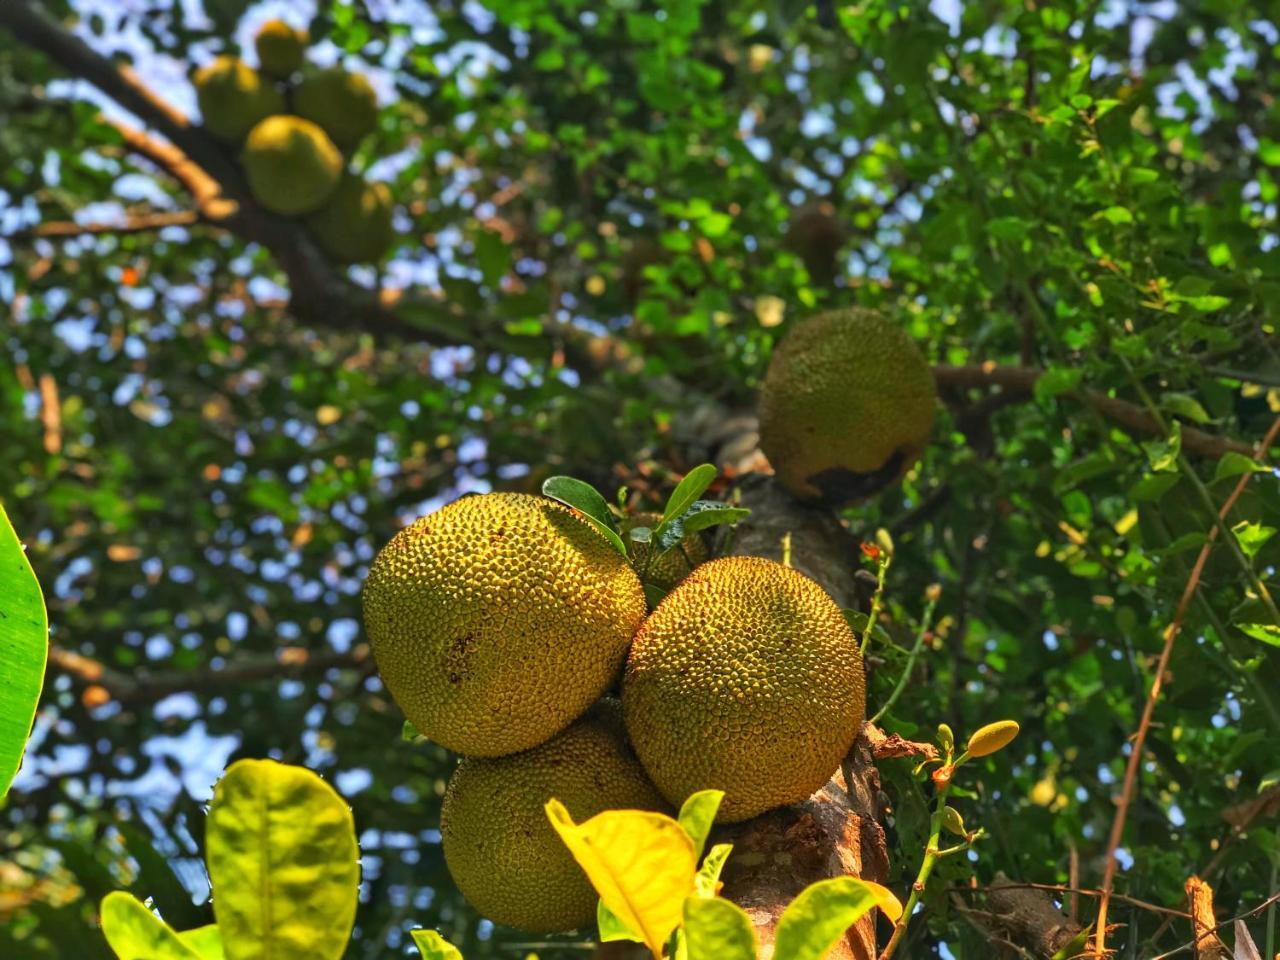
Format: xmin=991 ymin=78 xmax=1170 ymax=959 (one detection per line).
xmin=1185 ymin=875 xmax=1228 ymax=960
xmin=962 ymin=873 xmax=1084 ymax=959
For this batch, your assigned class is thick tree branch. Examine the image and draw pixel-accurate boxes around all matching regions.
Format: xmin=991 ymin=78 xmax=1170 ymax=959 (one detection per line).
xmin=934 ymin=364 xmax=1256 ymax=458
xmin=5 ymin=209 xmax=201 ymax=240
xmin=47 ymin=643 xmax=373 ymax=706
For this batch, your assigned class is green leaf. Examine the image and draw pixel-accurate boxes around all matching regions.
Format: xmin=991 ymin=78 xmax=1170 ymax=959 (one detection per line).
xmin=1129 ymin=473 xmax=1180 ymax=502
xmin=541 ymin=476 xmax=627 ymax=556
xmin=644 ymin=583 xmax=669 ymax=608
xmin=409 ymin=929 xmax=464 ymax=959
xmin=597 ymin=900 xmax=644 ymax=943
xmin=1144 ymin=422 xmax=1182 ymax=473
xmin=177 ymin=926 xmax=225 ymax=960
xmin=206 ymin=759 xmax=359 ymax=960
xmin=678 ymin=504 xmax=751 ymax=535
xmin=1259 ymin=138 xmax=1280 ymax=166
xmin=0 ymin=503 xmax=48 ymax=799
xmin=1033 ymin=367 xmax=1083 ymax=403
xmin=1236 ymin=623 xmax=1280 ymax=647
xmin=99 ymin=892 xmax=200 ymax=960
xmin=1050 ymin=925 xmax=1093 ymax=960
xmin=693 ymin=843 xmax=734 ymax=898
xmin=677 ymin=789 xmax=725 ymax=860
xmin=773 ymin=877 xmax=902 ymax=959
xmin=1232 ymin=521 xmax=1276 ymax=558
xmin=1184 ymin=294 xmax=1231 ymax=312
xmin=1161 ymin=393 xmax=1211 ymax=424
xmin=1213 ymin=452 xmax=1268 ymax=482
xmin=659 ymin=464 xmax=718 ymax=530
xmin=1095 ymin=206 xmax=1134 ymax=225
xmin=683 ymin=896 xmax=758 ymax=960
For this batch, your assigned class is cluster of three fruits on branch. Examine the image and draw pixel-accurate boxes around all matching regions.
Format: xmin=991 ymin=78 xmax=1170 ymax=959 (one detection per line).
xmin=193 ymin=19 xmax=395 ymax=264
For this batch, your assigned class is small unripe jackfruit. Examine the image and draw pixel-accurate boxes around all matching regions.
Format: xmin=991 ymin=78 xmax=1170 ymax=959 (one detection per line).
xmin=193 ymin=57 xmax=285 ymax=142
xmin=241 ymin=115 xmax=342 ymax=216
xmin=620 ymin=511 xmax=710 ymax=594
xmin=307 ymin=174 xmax=395 ymax=263
xmin=293 ymin=67 xmax=378 ymax=149
xmin=759 ymin=308 xmax=936 ymax=504
xmin=784 ymin=201 xmax=846 ymax=286
xmin=623 ymin=556 xmax=865 ymax=822
xmin=254 ymin=19 xmax=308 ymax=79
xmin=363 ymin=493 xmax=647 ymax=757
xmin=441 ymin=703 xmax=666 ymax=933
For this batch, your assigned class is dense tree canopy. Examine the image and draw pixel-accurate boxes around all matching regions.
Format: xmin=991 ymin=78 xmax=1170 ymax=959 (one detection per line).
xmin=2 ymin=0 xmax=1279 ymax=957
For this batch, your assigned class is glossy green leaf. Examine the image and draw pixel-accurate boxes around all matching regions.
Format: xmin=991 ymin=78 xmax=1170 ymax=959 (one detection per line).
xmin=773 ymin=877 xmax=902 ymax=960
xmin=0 ymin=504 xmax=48 ymax=799
xmin=177 ymin=926 xmax=225 ymax=960
xmin=677 ymin=503 xmax=751 ymax=535
xmin=409 ymin=929 xmax=464 ymax=959
xmin=1231 ymin=521 xmax=1275 ymax=558
xmin=658 ymin=464 xmax=717 ymax=529
xmin=1236 ymin=623 xmax=1280 ymax=647
xmin=206 ymin=759 xmax=359 ymax=960
xmin=1213 ymin=452 xmax=1268 ymax=482
xmin=677 ymin=789 xmax=724 ymax=860
xmin=683 ymin=896 xmax=758 ymax=960
xmin=99 ymin=892 xmax=200 ymax=960
xmin=541 ymin=476 xmax=626 ymax=555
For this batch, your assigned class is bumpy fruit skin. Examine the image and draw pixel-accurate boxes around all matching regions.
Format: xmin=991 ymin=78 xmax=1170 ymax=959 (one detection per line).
xmin=620 ymin=511 xmax=710 ymax=595
xmin=241 ymin=116 xmax=342 ymax=216
xmin=254 ymin=19 xmax=308 ymax=79
xmin=441 ymin=702 xmax=666 ymax=933
xmin=758 ymin=308 xmax=936 ymax=504
xmin=292 ymin=67 xmax=379 ymax=149
xmin=193 ymin=57 xmax=285 ymax=143
xmin=307 ymin=174 xmax=395 ymax=263
xmin=623 ymin=556 xmax=865 ymax=823
xmin=363 ymin=493 xmax=647 ymax=757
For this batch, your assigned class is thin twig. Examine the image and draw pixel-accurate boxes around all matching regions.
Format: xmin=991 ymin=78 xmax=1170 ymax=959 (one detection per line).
xmin=5 ymin=209 xmax=202 ymax=240
xmin=1093 ymin=414 xmax=1280 ymax=958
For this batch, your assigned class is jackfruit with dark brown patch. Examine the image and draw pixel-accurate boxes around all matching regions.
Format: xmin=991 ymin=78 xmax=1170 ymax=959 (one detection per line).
xmin=363 ymin=493 xmax=647 ymax=757
xmin=241 ymin=115 xmax=342 ymax=216
xmin=193 ymin=57 xmax=285 ymax=142
xmin=254 ymin=19 xmax=308 ymax=79
xmin=441 ymin=702 xmax=666 ymax=933
xmin=292 ymin=67 xmax=379 ymax=150
xmin=785 ymin=201 xmax=846 ymax=286
xmin=620 ymin=511 xmax=710 ymax=594
xmin=758 ymin=308 xmax=936 ymax=504
xmin=622 ymin=556 xmax=865 ymax=823
xmin=307 ymin=173 xmax=395 ymax=263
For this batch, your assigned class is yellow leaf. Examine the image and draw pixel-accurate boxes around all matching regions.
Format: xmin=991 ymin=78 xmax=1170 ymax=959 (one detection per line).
xmin=860 ymin=879 xmax=904 ymax=922
xmin=545 ymin=799 xmax=696 ymax=958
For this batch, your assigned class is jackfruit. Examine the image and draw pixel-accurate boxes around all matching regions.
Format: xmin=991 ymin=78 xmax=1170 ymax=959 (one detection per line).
xmin=622 ymin=555 xmax=865 ymax=823
xmin=784 ymin=201 xmax=846 ymax=286
xmin=620 ymin=511 xmax=710 ymax=594
xmin=292 ymin=67 xmax=379 ymax=150
xmin=241 ymin=115 xmax=342 ymax=216
xmin=441 ymin=702 xmax=666 ymax=933
xmin=254 ymin=19 xmax=308 ymax=79
xmin=193 ymin=57 xmax=285 ymax=143
xmin=758 ymin=308 xmax=936 ymax=504
xmin=363 ymin=493 xmax=647 ymax=757
xmin=307 ymin=173 xmax=395 ymax=263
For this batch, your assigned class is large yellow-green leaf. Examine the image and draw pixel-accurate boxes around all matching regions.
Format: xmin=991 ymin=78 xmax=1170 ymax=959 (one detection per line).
xmin=676 ymin=789 xmax=724 ymax=860
xmin=206 ymin=759 xmax=359 ymax=960
xmin=178 ymin=925 xmax=225 ymax=960
xmin=773 ymin=877 xmax=903 ymax=960
xmin=683 ymin=896 xmax=758 ymax=960
xmin=410 ymin=928 xmax=464 ymax=959
xmin=545 ymin=798 xmax=697 ymax=958
xmin=0 ymin=504 xmax=47 ymax=799
xmin=99 ymin=891 xmax=201 ymax=960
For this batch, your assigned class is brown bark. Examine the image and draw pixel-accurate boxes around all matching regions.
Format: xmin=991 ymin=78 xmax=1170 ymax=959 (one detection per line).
xmin=955 ymin=874 xmax=1084 ymax=959
xmin=1185 ymin=876 xmax=1228 ymax=960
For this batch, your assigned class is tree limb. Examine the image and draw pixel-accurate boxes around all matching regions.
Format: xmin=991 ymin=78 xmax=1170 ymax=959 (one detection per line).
xmin=1184 ymin=876 xmax=1228 ymax=960
xmin=47 ymin=643 xmax=373 ymax=706
xmin=5 ymin=209 xmax=201 ymax=240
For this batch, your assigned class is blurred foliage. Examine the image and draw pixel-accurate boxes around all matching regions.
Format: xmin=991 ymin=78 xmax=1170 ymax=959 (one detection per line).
xmin=2 ymin=0 xmax=1280 ymax=957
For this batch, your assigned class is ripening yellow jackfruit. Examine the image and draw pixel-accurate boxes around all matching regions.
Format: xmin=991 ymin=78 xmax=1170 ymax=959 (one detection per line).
xmin=363 ymin=493 xmax=647 ymax=757
xmin=254 ymin=19 xmax=308 ymax=79
xmin=758 ymin=308 xmax=936 ymax=504
xmin=307 ymin=173 xmax=395 ymax=263
xmin=241 ymin=115 xmax=342 ymax=216
xmin=623 ymin=556 xmax=865 ymax=823
xmin=441 ymin=702 xmax=666 ymax=933
xmin=292 ymin=67 xmax=379 ymax=149
xmin=620 ymin=511 xmax=710 ymax=595
xmin=193 ymin=57 xmax=285 ymax=142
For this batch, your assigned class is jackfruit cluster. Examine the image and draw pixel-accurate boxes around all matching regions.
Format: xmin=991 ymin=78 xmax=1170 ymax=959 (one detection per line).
xmin=759 ymin=308 xmax=937 ymax=504
xmin=192 ymin=19 xmax=393 ymax=261
xmin=363 ymin=489 xmax=864 ymax=934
